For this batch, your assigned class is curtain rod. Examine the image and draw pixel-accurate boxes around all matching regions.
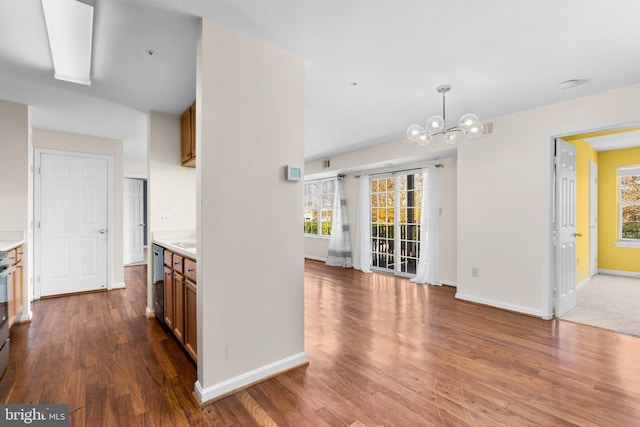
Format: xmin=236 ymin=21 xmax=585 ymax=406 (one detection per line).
xmin=355 ymin=162 xmax=444 ymax=178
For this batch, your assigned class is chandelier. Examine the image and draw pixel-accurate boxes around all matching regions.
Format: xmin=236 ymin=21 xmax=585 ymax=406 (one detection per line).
xmin=407 ymin=84 xmax=484 ymax=145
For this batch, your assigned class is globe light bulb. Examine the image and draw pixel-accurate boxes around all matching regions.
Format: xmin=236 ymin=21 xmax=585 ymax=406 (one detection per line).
xmin=458 ymin=113 xmax=480 ymax=134
xmin=426 ymin=115 xmax=444 ymax=134
xmin=443 ymin=130 xmax=460 ymax=145
xmin=417 ymin=132 xmax=432 ymax=146
xmin=406 ymin=124 xmax=424 ymax=142
xmin=466 ymin=122 xmax=485 ymax=139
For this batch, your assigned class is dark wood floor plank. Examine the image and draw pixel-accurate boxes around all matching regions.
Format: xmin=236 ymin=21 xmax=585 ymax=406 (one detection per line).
xmin=2 ymin=260 xmax=640 ymax=426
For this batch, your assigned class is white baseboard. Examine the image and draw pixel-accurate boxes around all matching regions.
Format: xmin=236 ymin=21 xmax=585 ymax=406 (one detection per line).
xmin=441 ymin=279 xmax=457 ymax=287
xmin=598 ymin=269 xmax=640 ymax=279
xmin=455 ymin=293 xmax=542 ymax=317
xmin=111 ymin=282 xmax=126 ymax=289
xmin=576 ymin=277 xmax=591 ymax=291
xmin=145 ymin=307 xmax=155 ymax=318
xmin=195 ymin=352 xmax=308 ymax=404
xmin=16 ymin=310 xmax=32 ymax=323
xmin=304 ymin=255 xmax=326 ymax=262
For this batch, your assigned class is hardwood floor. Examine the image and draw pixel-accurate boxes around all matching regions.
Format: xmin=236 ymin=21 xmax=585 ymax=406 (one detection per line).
xmin=2 ymin=260 xmax=640 ymax=426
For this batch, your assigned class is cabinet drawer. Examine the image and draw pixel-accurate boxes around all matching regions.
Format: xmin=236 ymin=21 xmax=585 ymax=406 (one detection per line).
xmin=184 ymin=258 xmax=196 ymax=283
xmin=172 ymin=254 xmax=184 ymax=274
xmin=164 ymin=250 xmax=173 ymax=267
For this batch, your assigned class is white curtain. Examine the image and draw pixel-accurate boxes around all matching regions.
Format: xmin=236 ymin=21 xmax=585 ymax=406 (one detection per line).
xmin=411 ymin=166 xmax=441 ymax=285
xmin=353 ymin=175 xmax=372 ymax=273
xmin=326 ymin=177 xmax=352 ymax=267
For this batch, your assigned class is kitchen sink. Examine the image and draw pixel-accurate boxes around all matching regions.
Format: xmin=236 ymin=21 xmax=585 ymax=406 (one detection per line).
xmin=174 ymin=241 xmax=197 ymax=249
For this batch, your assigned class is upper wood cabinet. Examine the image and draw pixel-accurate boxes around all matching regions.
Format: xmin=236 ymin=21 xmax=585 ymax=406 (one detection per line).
xmin=181 ymin=102 xmax=196 ymax=168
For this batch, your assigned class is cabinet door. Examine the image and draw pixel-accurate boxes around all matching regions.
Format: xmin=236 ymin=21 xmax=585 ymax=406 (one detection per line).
xmin=184 ymin=279 xmax=197 ymax=362
xmin=173 ymin=272 xmax=185 ymax=344
xmin=14 ymin=260 xmax=23 ymax=321
xmin=181 ymin=108 xmax=194 ymax=166
xmin=7 ymin=267 xmax=15 ymax=326
xmin=189 ymin=102 xmax=196 ymax=159
xmin=163 ymin=266 xmax=174 ymax=329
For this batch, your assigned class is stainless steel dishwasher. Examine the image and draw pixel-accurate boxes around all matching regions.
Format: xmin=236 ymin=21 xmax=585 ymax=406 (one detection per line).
xmin=152 ymin=244 xmax=165 ymax=326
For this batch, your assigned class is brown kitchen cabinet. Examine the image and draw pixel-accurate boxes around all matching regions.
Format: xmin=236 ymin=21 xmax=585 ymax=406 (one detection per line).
xmin=7 ymin=245 xmax=23 ymax=327
xmin=163 ymin=265 xmax=174 ymax=330
xmin=184 ymin=278 xmax=197 ymax=362
xmin=162 ymin=248 xmax=196 ymax=362
xmin=181 ymin=102 xmax=196 ymax=167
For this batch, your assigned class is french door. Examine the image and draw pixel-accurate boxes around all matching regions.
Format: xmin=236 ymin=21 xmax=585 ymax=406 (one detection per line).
xmin=370 ymin=171 xmax=424 ymax=276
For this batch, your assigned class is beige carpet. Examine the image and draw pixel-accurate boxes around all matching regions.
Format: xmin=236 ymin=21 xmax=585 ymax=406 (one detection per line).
xmin=561 ymin=274 xmax=640 ymax=337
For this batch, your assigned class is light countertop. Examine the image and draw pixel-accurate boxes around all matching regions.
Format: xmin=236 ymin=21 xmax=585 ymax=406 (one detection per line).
xmin=153 ymin=239 xmax=196 ymax=259
xmin=0 ymin=240 xmax=24 ymax=252
xmin=152 ymin=231 xmax=196 ymax=259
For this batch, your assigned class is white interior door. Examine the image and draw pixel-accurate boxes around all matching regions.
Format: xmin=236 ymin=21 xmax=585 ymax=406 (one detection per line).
xmin=123 ymin=178 xmax=144 ymax=264
xmin=555 ymin=138 xmax=577 ymax=316
xmin=589 ymin=161 xmax=598 ymax=277
xmin=38 ymin=152 xmax=108 ymax=296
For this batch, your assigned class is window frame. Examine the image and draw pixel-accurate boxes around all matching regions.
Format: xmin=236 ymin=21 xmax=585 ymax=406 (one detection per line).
xmin=303 ymin=177 xmax=337 ymax=238
xmin=617 ymin=165 xmax=640 ymax=248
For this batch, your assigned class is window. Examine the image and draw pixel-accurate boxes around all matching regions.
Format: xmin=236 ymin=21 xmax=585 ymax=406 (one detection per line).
xmin=618 ymin=166 xmax=640 ymax=244
xmin=304 ymin=179 xmax=336 ymax=237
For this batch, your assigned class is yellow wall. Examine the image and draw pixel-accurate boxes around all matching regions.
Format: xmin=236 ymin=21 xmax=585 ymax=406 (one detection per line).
xmin=598 ymin=147 xmax=640 ymax=273
xmin=566 ymin=139 xmax=597 ymax=283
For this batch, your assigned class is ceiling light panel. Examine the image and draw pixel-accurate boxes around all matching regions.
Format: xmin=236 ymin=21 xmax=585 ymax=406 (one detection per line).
xmin=41 ymin=0 xmax=94 ymax=85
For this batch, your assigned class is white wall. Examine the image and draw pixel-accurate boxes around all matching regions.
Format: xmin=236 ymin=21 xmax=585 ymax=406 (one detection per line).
xmin=196 ymin=19 xmax=305 ymax=403
xmin=146 ymin=111 xmax=196 ymax=312
xmin=147 ymin=111 xmax=196 ymax=234
xmin=456 ymin=83 xmax=640 ymax=317
xmin=304 ymin=157 xmax=458 ymax=285
xmin=0 ymin=100 xmax=29 ymax=320
xmin=32 ymin=128 xmax=125 ymax=287
xmin=124 ymin=161 xmax=147 ymax=178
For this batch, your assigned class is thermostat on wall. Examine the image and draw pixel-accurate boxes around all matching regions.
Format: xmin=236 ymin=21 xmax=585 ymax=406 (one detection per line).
xmin=285 ymin=165 xmax=301 ymax=181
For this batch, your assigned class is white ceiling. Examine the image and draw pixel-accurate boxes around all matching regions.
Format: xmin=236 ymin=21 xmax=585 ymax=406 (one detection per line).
xmin=2 ymin=0 xmax=640 ymax=163
xmin=584 ymin=130 xmax=640 ymax=152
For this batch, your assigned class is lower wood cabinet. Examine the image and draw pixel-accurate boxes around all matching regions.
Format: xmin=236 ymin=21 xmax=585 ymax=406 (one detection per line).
xmin=184 ymin=278 xmax=197 ymax=362
xmin=7 ymin=245 xmax=23 ymax=327
xmin=163 ymin=248 xmax=196 ymax=362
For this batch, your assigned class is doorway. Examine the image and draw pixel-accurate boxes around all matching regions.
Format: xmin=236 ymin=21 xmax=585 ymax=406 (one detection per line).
xmin=34 ymin=150 xmax=111 ymax=297
xmin=370 ymin=170 xmax=423 ymax=276
xmin=123 ymin=178 xmax=146 ymax=265
xmin=550 ymin=125 xmax=640 ymax=322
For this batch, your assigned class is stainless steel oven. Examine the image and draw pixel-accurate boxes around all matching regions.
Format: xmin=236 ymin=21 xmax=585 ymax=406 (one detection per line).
xmin=0 ymin=251 xmax=10 ymax=379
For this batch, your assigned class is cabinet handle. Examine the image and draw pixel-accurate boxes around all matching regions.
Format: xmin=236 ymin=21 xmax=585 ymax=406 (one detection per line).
xmin=187 ymin=269 xmax=194 ymax=272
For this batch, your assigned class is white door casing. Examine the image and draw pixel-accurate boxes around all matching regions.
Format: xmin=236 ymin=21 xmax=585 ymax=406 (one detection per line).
xmin=123 ymin=178 xmax=144 ymax=264
xmin=37 ymin=151 xmax=109 ymax=297
xmin=589 ymin=161 xmax=598 ymax=277
xmin=555 ymin=138 xmax=577 ymax=316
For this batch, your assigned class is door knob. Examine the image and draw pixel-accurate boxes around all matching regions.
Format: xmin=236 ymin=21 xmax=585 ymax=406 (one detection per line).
xmin=99 ymin=229 xmax=106 ymax=234
xmin=574 ymin=232 xmax=582 ymax=237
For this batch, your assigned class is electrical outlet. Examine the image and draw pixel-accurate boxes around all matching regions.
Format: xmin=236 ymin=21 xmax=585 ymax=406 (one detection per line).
xmin=160 ymin=213 xmax=170 ymax=222
xmin=472 ymin=267 xmax=479 ymax=277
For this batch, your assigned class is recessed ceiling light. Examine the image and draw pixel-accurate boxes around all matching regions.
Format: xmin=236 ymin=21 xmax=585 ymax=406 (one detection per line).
xmin=559 ymin=79 xmax=588 ymax=90
xmin=145 ymin=49 xmax=158 ymax=57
